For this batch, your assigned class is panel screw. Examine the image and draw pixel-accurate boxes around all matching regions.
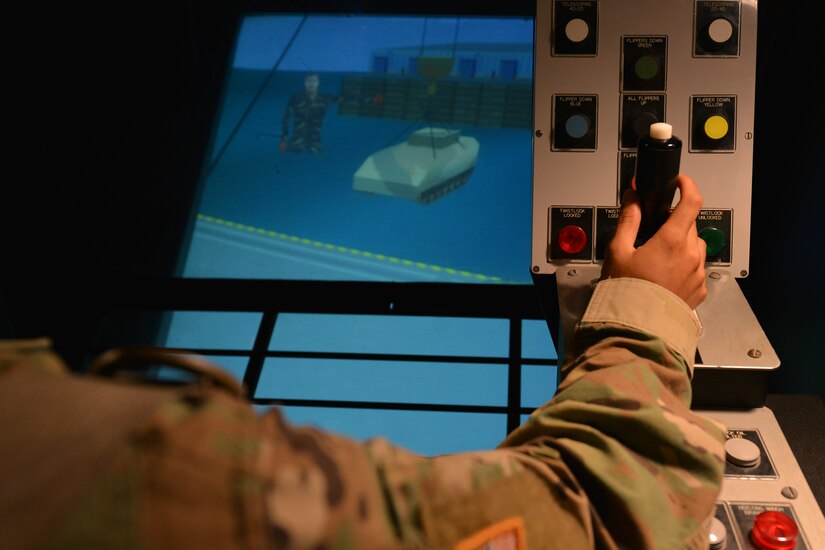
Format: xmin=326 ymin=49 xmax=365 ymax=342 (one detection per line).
xmin=709 ymin=272 xmax=721 ymax=280
xmin=745 ymin=132 xmax=753 ymax=140
xmin=781 ymin=486 xmax=798 ymax=499
xmin=532 ymin=266 xmax=540 ymax=273
xmin=535 ymin=129 xmax=543 ymax=137
xmin=567 ymin=269 xmax=578 ymax=277
xmin=747 ymin=349 xmax=762 ymax=359
xmin=740 ymin=270 xmax=748 ymax=277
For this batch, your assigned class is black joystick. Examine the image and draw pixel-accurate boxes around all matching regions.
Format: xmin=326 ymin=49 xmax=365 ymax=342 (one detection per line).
xmin=634 ymin=122 xmax=682 ymax=245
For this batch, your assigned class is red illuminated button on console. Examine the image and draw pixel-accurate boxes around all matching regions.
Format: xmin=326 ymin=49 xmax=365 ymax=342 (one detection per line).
xmin=549 ymin=207 xmax=593 ymax=260
xmin=558 ymin=225 xmax=587 ymax=254
xmin=751 ymin=511 xmax=799 ymax=549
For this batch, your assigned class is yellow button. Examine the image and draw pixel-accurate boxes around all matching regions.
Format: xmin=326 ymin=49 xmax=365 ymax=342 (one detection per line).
xmin=704 ymin=115 xmax=729 ymax=140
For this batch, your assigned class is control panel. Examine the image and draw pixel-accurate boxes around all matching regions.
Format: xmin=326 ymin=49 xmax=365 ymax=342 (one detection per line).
xmin=532 ymin=0 xmax=756 ymax=277
xmin=532 ymin=2 xmax=824 ymax=545
xmin=550 ymin=267 xmax=825 ymax=548
xmin=702 ymin=408 xmax=825 ymax=549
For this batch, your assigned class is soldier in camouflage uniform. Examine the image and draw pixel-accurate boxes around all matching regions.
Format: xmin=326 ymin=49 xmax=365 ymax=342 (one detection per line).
xmin=0 ymin=174 xmax=724 ymax=549
xmin=281 ymin=73 xmax=340 ymax=154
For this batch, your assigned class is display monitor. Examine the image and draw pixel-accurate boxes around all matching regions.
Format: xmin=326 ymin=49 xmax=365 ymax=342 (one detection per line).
xmin=178 ymin=12 xmax=536 ymax=285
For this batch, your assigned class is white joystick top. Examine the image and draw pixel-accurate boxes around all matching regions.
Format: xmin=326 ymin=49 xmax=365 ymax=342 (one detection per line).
xmin=650 ymin=122 xmax=673 ymax=140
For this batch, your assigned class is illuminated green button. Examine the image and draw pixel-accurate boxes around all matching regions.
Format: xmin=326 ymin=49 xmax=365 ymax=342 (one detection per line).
xmin=699 ymin=226 xmax=726 ymax=256
xmin=635 ymin=55 xmax=659 ymax=80
xmin=704 ymin=115 xmax=729 ymax=140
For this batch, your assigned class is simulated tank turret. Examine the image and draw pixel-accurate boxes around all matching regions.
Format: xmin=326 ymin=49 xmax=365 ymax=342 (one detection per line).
xmin=353 ymin=127 xmax=479 ymax=204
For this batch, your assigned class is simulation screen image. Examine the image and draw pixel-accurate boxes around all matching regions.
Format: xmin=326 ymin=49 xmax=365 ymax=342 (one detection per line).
xmin=180 ymin=14 xmax=535 ymax=284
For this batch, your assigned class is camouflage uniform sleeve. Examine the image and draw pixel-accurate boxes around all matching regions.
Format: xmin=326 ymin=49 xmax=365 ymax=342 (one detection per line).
xmin=0 ymin=337 xmax=69 ymax=375
xmin=255 ymin=278 xmax=726 ymax=549
xmin=3 ymin=278 xmax=725 ymax=550
xmin=498 ymin=277 xmax=727 ymax=548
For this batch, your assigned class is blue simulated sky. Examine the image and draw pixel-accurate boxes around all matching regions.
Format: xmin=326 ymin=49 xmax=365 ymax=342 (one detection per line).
xmin=234 ymin=14 xmax=534 ymax=72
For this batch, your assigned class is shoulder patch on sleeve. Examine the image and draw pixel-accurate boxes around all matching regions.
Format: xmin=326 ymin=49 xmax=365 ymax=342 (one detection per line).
xmin=453 ymin=517 xmax=526 ymax=550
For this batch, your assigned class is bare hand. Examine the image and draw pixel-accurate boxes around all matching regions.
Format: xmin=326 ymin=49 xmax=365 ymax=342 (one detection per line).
xmin=602 ymin=174 xmax=708 ymax=309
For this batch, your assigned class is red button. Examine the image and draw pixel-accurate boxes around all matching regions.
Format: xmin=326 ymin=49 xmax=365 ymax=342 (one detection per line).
xmin=558 ymin=225 xmax=587 ymax=254
xmin=751 ymin=511 xmax=798 ymax=549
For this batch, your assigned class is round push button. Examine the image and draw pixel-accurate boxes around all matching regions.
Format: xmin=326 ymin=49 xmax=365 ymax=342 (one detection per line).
xmin=565 ymin=18 xmax=589 ymax=43
xmin=633 ymin=113 xmax=659 ymax=141
xmin=725 ymin=437 xmax=761 ymax=468
xmin=699 ymin=227 xmax=726 ymax=256
xmin=708 ymin=516 xmax=727 ymax=549
xmin=558 ymin=225 xmax=587 ymax=254
xmin=565 ymin=114 xmax=590 ymax=139
xmin=751 ymin=510 xmax=798 ymax=549
xmin=704 ymin=115 xmax=730 ymax=140
xmin=708 ymin=18 xmax=734 ymax=43
xmin=634 ymin=55 xmax=660 ymax=80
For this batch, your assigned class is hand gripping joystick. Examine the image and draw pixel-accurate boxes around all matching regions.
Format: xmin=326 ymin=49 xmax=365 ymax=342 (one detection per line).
xmin=634 ymin=122 xmax=682 ymax=245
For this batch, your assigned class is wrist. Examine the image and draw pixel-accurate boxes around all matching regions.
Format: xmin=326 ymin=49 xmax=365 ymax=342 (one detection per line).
xmin=582 ymin=278 xmax=702 ymax=374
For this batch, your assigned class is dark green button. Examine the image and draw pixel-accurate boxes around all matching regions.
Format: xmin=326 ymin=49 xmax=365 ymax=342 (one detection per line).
xmin=635 ymin=55 xmax=659 ymax=80
xmin=699 ymin=226 xmax=726 ymax=256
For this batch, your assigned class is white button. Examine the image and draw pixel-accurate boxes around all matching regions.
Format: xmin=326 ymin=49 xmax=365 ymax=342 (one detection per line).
xmin=725 ymin=437 xmax=761 ymax=467
xmin=708 ymin=516 xmax=727 ymax=549
xmin=565 ymin=19 xmax=589 ymax=43
xmin=708 ymin=18 xmax=734 ymax=43
xmin=649 ymin=122 xmax=672 ymax=140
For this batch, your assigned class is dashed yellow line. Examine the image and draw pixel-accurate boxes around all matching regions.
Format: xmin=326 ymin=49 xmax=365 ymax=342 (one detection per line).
xmin=197 ymin=214 xmax=504 ymax=282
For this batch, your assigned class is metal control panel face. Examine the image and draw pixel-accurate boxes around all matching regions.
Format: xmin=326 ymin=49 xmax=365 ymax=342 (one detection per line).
xmin=702 ymin=408 xmax=825 ymax=550
xmin=532 ymin=0 xmax=756 ymax=276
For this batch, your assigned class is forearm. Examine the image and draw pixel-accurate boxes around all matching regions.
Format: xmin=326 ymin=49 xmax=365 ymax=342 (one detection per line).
xmin=7 ymin=280 xmax=724 ymax=549
xmin=342 ymin=280 xmax=726 ymax=549
xmin=501 ymin=278 xmax=726 ymax=548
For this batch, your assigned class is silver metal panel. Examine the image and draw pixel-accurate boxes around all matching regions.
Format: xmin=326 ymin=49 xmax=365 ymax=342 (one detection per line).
xmin=554 ymin=265 xmax=779 ymax=371
xmin=696 ymin=268 xmax=780 ymax=370
xmin=554 ymin=264 xmax=602 ymax=362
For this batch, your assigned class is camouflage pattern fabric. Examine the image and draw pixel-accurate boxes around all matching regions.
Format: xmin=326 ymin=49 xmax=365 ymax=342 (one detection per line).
xmin=282 ymin=92 xmax=339 ymax=153
xmin=0 ymin=278 xmax=726 ymax=549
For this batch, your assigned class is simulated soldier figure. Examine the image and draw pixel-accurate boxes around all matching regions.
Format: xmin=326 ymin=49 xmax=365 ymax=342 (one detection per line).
xmin=281 ymin=72 xmax=339 ymax=154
